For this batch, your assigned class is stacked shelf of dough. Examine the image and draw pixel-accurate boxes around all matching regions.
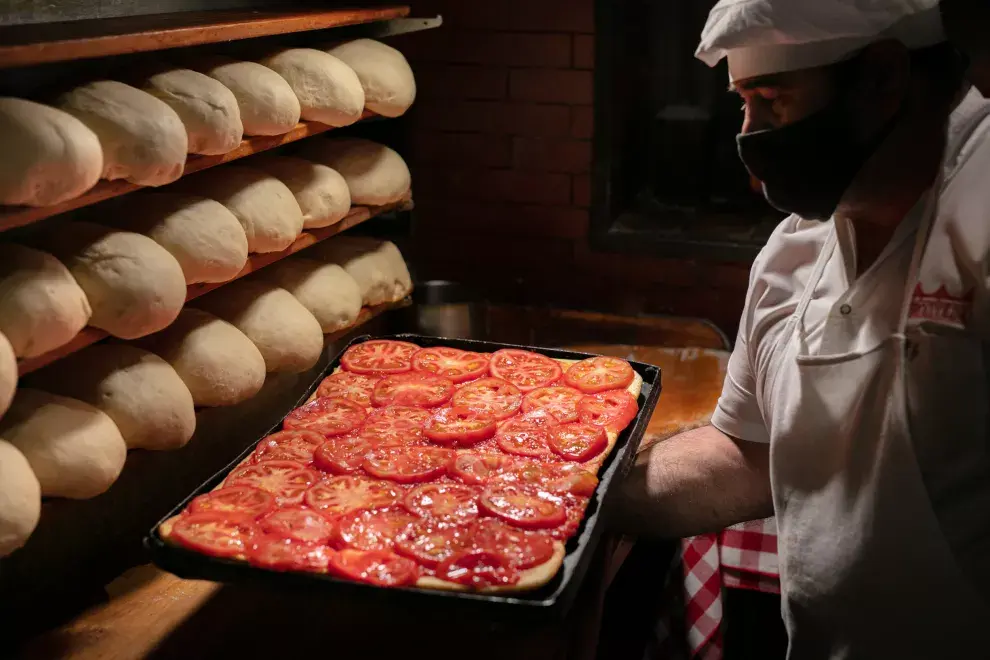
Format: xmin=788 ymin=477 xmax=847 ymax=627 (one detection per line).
xmin=0 ymin=39 xmax=418 ymax=559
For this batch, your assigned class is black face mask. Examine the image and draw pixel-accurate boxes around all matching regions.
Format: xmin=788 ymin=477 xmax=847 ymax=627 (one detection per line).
xmin=736 ymin=89 xmax=900 ymax=221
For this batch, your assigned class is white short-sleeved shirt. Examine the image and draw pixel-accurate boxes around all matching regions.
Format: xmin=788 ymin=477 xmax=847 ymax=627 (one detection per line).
xmin=711 ymin=88 xmax=990 ymax=445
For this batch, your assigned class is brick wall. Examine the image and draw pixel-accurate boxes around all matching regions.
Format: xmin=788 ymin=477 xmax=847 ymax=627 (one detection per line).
xmin=392 ymin=0 xmax=752 ymax=338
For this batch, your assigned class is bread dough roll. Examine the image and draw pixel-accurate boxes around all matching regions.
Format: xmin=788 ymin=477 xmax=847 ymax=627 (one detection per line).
xmin=178 ymin=165 xmax=303 ymax=254
xmin=298 ymin=138 xmax=410 ymax=205
xmin=143 ymin=68 xmax=244 ymax=155
xmin=57 ymin=80 xmax=188 ymax=186
xmin=311 ymin=237 xmax=411 ymax=306
xmin=29 ymin=344 xmax=195 ymax=451
xmin=326 ymin=39 xmax=416 ymax=118
xmin=194 ymin=56 xmax=301 ymax=136
xmin=40 ymin=222 xmax=186 ymax=340
xmin=259 ymin=49 xmax=364 ymax=127
xmin=107 ymin=193 xmax=248 ymax=284
xmin=250 ymin=155 xmax=351 ymax=229
xmin=0 ymin=97 xmax=103 ymax=207
xmin=136 ymin=308 xmax=265 ymax=408
xmin=0 ymin=332 xmax=15 ymax=420
xmin=1 ymin=389 xmax=126 ymax=499
xmin=257 ymin=257 xmax=362 ymax=333
xmin=0 ymin=439 xmax=41 ymax=557
xmin=195 ymin=279 xmax=323 ymax=374
xmin=0 ymin=244 xmax=92 ymax=358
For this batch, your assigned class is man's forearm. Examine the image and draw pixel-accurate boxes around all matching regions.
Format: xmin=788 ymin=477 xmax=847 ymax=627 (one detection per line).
xmin=610 ymin=424 xmax=774 ymax=538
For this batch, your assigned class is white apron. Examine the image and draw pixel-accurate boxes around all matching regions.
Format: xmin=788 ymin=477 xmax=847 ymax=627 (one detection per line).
xmin=766 ymin=184 xmax=990 ymax=659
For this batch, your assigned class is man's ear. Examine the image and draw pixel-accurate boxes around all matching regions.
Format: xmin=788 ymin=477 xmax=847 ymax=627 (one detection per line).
xmin=849 ymin=40 xmax=911 ymax=132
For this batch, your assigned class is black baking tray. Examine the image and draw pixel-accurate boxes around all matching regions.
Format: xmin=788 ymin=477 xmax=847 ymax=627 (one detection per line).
xmin=145 ymin=334 xmax=662 ymax=621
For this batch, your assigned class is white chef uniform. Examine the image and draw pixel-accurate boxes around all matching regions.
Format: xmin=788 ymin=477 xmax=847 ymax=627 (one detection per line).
xmin=697 ymin=1 xmax=990 ymax=657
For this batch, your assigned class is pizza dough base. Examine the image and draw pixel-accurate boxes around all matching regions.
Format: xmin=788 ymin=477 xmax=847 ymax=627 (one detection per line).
xmin=310 ymin=237 xmax=412 ymax=306
xmin=143 ymin=67 xmax=244 ymax=155
xmin=250 ymin=155 xmax=351 ymax=230
xmin=298 ymin=138 xmax=410 ymax=206
xmin=255 ymin=258 xmax=362 ymax=333
xmin=193 ymin=56 xmax=301 ymax=136
xmin=325 ymin=39 xmax=416 ymax=118
xmin=259 ymin=49 xmax=365 ymax=127
xmin=0 ymin=332 xmax=16 ymax=420
xmin=0 ymin=439 xmax=42 ymax=558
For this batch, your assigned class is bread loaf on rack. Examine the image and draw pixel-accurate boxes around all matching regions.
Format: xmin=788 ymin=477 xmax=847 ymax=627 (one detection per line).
xmin=256 ymin=257 xmax=362 ymax=333
xmin=0 ymin=331 xmax=16 ymax=419
xmin=0 ymin=97 xmax=103 ymax=207
xmin=259 ymin=48 xmax=365 ymax=127
xmin=193 ymin=56 xmax=301 ymax=136
xmin=325 ymin=39 xmax=416 ymax=118
xmin=298 ymin=138 xmax=410 ymax=206
xmin=310 ymin=237 xmax=412 ymax=306
xmin=29 ymin=344 xmax=196 ymax=451
xmin=0 ymin=244 xmax=92 ymax=358
xmin=39 ymin=221 xmax=186 ymax=339
xmin=0 ymin=439 xmax=41 ymax=558
xmin=57 ymin=80 xmax=188 ymax=186
xmin=250 ymin=155 xmax=351 ymax=229
xmin=1 ymin=389 xmax=126 ymax=499
xmin=142 ymin=67 xmax=244 ymax=155
xmin=136 ymin=308 xmax=266 ymax=408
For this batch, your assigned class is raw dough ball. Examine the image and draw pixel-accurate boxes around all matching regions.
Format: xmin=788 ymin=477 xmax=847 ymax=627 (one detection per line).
xmin=30 ymin=344 xmax=195 ymax=451
xmin=178 ymin=165 xmax=303 ymax=254
xmin=298 ymin=138 xmax=410 ymax=205
xmin=57 ymin=80 xmax=188 ymax=186
xmin=311 ymin=237 xmax=412 ymax=306
xmin=143 ymin=67 xmax=244 ymax=155
xmin=0 ymin=97 xmax=103 ymax=207
xmin=0 ymin=244 xmax=92 ymax=358
xmin=40 ymin=222 xmax=186 ymax=340
xmin=1 ymin=389 xmax=126 ymax=500
xmin=107 ymin=193 xmax=248 ymax=284
xmin=0 ymin=332 xmax=15 ymax=419
xmin=259 ymin=48 xmax=364 ymax=127
xmin=136 ymin=308 xmax=265 ymax=408
xmin=257 ymin=257 xmax=362 ymax=333
xmin=0 ymin=440 xmax=41 ymax=558
xmin=195 ymin=56 xmax=301 ymax=136
xmin=326 ymin=39 xmax=416 ymax=118
xmin=195 ymin=279 xmax=323 ymax=374
xmin=250 ymin=155 xmax=351 ymax=229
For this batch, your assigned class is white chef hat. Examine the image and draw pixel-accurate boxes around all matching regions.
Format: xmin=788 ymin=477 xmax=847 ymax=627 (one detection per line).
xmin=696 ymin=0 xmax=946 ymax=83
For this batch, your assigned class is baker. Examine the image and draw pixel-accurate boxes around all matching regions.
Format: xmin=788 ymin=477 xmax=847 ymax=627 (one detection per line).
xmin=615 ymin=0 xmax=990 ymax=656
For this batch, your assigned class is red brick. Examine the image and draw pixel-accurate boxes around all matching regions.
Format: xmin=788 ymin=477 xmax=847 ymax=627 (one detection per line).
xmin=415 ymin=200 xmax=590 ymax=239
xmin=574 ymin=35 xmax=595 ymax=69
xmin=415 ymin=233 xmax=577 ymax=270
xmin=412 ymin=101 xmax=572 ymax=137
xmin=512 ymin=137 xmax=591 ymax=173
xmin=503 ymin=0 xmax=595 ymax=32
xmin=706 ymin=261 xmax=754 ymax=292
xmin=573 ymin=174 xmax=591 ymax=207
xmin=416 ymin=65 xmax=507 ymax=100
xmin=574 ymin=248 xmax=701 ymax=288
xmin=570 ymin=106 xmax=594 ymax=139
xmin=509 ymin=69 xmax=593 ymax=105
xmin=443 ymin=32 xmax=572 ymax=68
xmin=416 ymin=167 xmax=572 ymax=205
xmin=410 ymin=132 xmax=512 ymax=168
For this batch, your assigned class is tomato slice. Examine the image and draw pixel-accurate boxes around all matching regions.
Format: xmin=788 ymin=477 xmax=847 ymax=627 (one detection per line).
xmin=496 ymin=461 xmax=599 ymax=497
xmin=313 ymin=436 xmax=375 ymax=475
xmin=578 ymin=390 xmax=639 ymax=434
xmin=395 ymin=519 xmax=474 ymax=569
xmin=479 ymin=486 xmax=567 ymax=530
xmin=169 ymin=512 xmax=256 ymax=559
xmin=371 ymin=372 xmax=455 ymax=408
xmin=522 ymin=386 xmax=584 ymax=423
xmin=563 ymin=356 xmax=635 ymax=394
xmin=473 ymin=519 xmax=555 ymax=569
xmin=363 ymin=446 xmax=453 ymax=484
xmin=283 ymin=397 xmax=367 ymax=437
xmin=403 ymin=483 xmax=479 ymax=523
xmin=358 ymin=406 xmax=431 ymax=446
xmin=488 ymin=349 xmax=562 ymax=393
xmin=451 ymin=452 xmax=516 ymax=486
xmin=304 ymin=476 xmax=401 ymax=516
xmin=451 ymin=378 xmax=523 ymax=421
xmin=550 ymin=497 xmax=588 ymax=541
xmin=316 ymin=372 xmax=379 ymax=407
xmin=247 ymin=535 xmax=331 ymax=572
xmin=495 ymin=410 xmax=557 ymax=458
xmin=548 ymin=422 xmax=608 ymax=462
xmin=259 ymin=507 xmax=336 ymax=544
xmin=341 ymin=340 xmax=419 ymax=375
xmin=424 ymin=406 xmax=497 ymax=447
xmin=437 ymin=550 xmax=519 ymax=588
xmin=334 ymin=508 xmax=419 ymax=551
xmin=226 ymin=461 xmax=319 ymax=505
xmin=411 ymin=347 xmax=490 ymax=384
xmin=328 ymin=549 xmax=419 ymax=587
xmin=252 ymin=429 xmax=325 ymax=464
xmin=188 ymin=486 xmax=276 ymax=519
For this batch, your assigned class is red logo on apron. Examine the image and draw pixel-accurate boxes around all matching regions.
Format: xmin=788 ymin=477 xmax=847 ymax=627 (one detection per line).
xmin=908 ymin=284 xmax=973 ymax=325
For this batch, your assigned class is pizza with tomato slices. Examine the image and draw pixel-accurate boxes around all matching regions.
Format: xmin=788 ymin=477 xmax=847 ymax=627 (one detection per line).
xmin=160 ymin=341 xmax=642 ymax=594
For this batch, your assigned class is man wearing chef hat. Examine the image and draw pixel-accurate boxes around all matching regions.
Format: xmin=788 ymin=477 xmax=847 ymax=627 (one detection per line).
xmin=616 ymin=0 xmax=990 ymax=657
